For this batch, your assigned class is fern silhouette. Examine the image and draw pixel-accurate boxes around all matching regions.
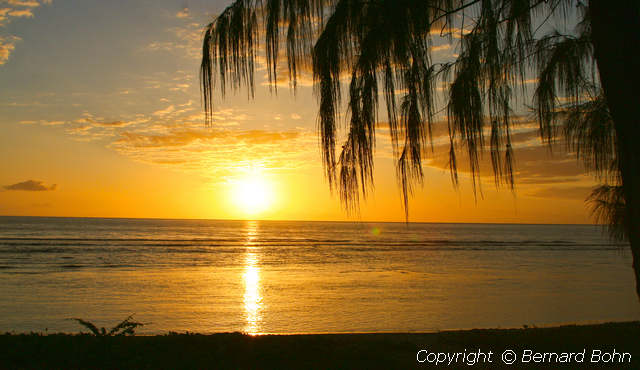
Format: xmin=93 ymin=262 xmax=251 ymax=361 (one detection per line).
xmin=70 ymin=315 xmax=145 ymax=336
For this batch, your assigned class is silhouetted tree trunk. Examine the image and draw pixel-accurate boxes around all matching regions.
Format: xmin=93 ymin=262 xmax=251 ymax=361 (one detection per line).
xmin=590 ymin=0 xmax=640 ymax=300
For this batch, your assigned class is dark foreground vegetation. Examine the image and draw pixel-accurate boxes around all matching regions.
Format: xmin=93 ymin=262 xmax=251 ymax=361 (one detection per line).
xmin=1 ymin=322 xmax=638 ymax=369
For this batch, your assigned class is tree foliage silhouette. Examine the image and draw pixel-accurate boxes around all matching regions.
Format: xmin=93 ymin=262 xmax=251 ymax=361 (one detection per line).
xmin=201 ymin=0 xmax=640 ymax=298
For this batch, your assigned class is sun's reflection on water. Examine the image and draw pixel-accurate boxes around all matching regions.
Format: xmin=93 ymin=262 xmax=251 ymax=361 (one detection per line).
xmin=243 ymin=221 xmax=263 ymax=335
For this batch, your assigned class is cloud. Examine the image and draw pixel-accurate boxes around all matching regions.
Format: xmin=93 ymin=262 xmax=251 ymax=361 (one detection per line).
xmin=153 ymin=104 xmax=175 ymax=117
xmin=431 ymin=44 xmax=452 ymax=52
xmin=144 ymin=22 xmax=202 ymax=59
xmin=0 ymin=0 xmax=49 ymax=63
xmin=426 ymin=139 xmax=588 ymax=185
xmin=370 ymin=121 xmax=600 ymax=203
xmin=146 ymin=41 xmax=175 ymax=52
xmin=3 ymin=180 xmax=57 ymax=191
xmin=0 ymin=8 xmax=10 ymax=21
xmin=7 ymin=0 xmax=40 ymax=7
xmin=114 ymin=128 xmax=301 ymax=148
xmin=526 ymin=185 xmax=595 ymax=200
xmin=93 ymin=120 xmax=129 ymax=127
xmin=430 ymin=27 xmax=472 ymax=39
xmin=43 ymin=120 xmax=65 ymax=125
xmin=169 ymin=83 xmax=190 ymax=92
xmin=116 ymin=130 xmax=217 ymax=148
xmin=108 ymin=116 xmax=317 ymax=180
xmin=141 ymin=70 xmax=196 ymax=94
xmin=16 ymin=114 xmax=147 ymax=130
xmin=0 ymin=35 xmax=20 ymax=65
xmin=76 ymin=115 xmax=146 ymax=128
xmin=236 ymin=130 xmax=300 ymax=144
xmin=7 ymin=8 xmax=33 ymax=17
xmin=257 ymin=52 xmax=316 ymax=88
xmin=176 ymin=7 xmax=189 ymax=19
xmin=12 ymin=113 xmax=152 ymax=143
xmin=16 ymin=119 xmax=66 ymax=125
xmin=374 ymin=119 xmax=592 ymax=187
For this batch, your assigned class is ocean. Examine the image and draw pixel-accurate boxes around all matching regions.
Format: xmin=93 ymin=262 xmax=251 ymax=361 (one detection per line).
xmin=0 ymin=216 xmax=638 ymax=334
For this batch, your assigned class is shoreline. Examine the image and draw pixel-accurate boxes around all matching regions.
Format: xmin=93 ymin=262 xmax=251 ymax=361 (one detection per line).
xmin=2 ymin=321 xmax=639 ymax=368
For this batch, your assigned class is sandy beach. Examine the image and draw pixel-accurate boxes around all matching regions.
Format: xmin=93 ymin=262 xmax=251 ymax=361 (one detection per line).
xmin=2 ymin=321 xmax=638 ymax=368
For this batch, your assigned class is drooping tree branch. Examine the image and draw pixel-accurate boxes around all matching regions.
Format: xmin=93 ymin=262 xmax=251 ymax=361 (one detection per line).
xmin=201 ymin=0 xmax=607 ymax=220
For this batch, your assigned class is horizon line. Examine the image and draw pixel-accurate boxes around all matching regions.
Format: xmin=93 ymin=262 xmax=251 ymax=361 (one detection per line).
xmin=0 ymin=214 xmax=600 ymax=227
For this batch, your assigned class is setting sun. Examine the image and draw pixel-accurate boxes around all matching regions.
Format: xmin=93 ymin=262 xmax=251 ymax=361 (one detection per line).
xmin=231 ymin=173 xmax=274 ymax=216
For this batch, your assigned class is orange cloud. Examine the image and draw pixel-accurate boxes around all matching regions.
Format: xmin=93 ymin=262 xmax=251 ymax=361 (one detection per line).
xmin=526 ymin=185 xmax=595 ymax=200
xmin=115 ymin=128 xmax=301 ymax=148
xmin=0 ymin=36 xmax=20 ymax=65
xmin=7 ymin=0 xmax=40 ymax=7
xmin=153 ymin=105 xmax=175 ymax=117
xmin=8 ymin=8 xmax=33 ymax=17
xmin=176 ymin=7 xmax=189 ymax=18
xmin=426 ymin=141 xmax=587 ymax=184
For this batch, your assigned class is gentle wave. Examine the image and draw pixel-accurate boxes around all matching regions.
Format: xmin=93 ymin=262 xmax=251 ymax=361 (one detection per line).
xmin=0 ymin=236 xmax=626 ymax=247
xmin=0 ymin=244 xmax=623 ymax=254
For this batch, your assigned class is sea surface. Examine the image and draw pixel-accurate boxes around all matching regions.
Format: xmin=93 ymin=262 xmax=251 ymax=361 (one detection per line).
xmin=0 ymin=216 xmax=638 ymax=334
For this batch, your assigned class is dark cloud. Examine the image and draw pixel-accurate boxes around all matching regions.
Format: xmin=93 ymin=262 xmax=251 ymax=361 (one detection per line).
xmin=3 ymin=180 xmax=57 ymax=191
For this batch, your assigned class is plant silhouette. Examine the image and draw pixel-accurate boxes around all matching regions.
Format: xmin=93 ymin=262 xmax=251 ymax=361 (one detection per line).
xmin=71 ymin=316 xmax=145 ymax=336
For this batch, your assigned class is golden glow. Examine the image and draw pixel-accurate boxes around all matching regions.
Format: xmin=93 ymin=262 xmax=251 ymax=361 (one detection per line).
xmin=231 ymin=170 xmax=274 ymax=216
xmin=243 ymin=221 xmax=263 ymax=335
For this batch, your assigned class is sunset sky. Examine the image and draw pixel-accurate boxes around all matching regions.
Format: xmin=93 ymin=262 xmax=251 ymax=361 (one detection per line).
xmin=0 ymin=0 xmax=599 ymax=223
